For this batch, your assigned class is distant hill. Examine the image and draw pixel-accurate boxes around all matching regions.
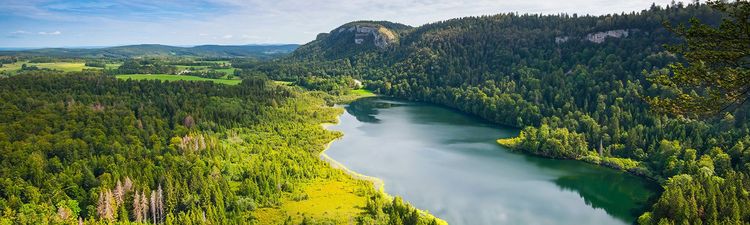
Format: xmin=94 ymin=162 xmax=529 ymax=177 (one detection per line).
xmin=0 ymin=44 xmax=299 ymax=58
xmin=292 ymin=21 xmax=412 ymax=60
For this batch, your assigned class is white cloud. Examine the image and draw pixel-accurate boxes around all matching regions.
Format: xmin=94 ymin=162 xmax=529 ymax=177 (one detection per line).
xmin=10 ymin=30 xmax=30 ymax=34
xmin=38 ymin=31 xmax=61 ymax=35
xmin=221 ymin=34 xmax=233 ymax=39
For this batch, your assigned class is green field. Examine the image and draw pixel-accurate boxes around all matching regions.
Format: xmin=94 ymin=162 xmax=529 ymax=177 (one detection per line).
xmin=174 ymin=65 xmax=235 ymax=79
xmin=253 ymin=178 xmax=369 ymax=224
xmin=350 ymin=88 xmax=375 ymax=96
xmin=115 ymin=74 xmax=242 ymax=85
xmin=273 ymin=80 xmax=294 ymax=85
xmin=0 ymin=61 xmax=103 ymax=75
xmin=105 ymin=63 xmax=122 ymax=69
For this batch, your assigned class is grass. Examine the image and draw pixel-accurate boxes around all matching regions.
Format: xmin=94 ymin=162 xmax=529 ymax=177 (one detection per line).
xmin=335 ymin=88 xmax=377 ymax=103
xmin=173 ymin=66 xmax=236 ymax=79
xmin=253 ymin=178 xmax=369 ymax=224
xmin=497 ymin=137 xmax=522 ymax=148
xmin=350 ymin=89 xmax=375 ymax=96
xmin=115 ymin=74 xmax=242 ymax=85
xmin=214 ymin=68 xmax=236 ymax=75
xmin=0 ymin=62 xmax=24 ymax=73
xmin=0 ymin=61 xmax=103 ymax=75
xmin=273 ymin=80 xmax=294 ymax=86
xmin=105 ymin=63 xmax=122 ymax=69
xmin=35 ymin=62 xmax=95 ymax=72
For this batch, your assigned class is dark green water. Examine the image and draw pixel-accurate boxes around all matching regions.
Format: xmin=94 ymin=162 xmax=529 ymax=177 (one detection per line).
xmin=325 ymin=97 xmax=660 ymax=225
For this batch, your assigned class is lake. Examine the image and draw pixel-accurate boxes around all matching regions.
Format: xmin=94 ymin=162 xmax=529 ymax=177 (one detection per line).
xmin=324 ymin=97 xmax=659 ymax=225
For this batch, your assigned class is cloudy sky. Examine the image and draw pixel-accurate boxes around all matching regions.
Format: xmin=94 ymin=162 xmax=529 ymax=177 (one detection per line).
xmin=1 ymin=0 xmax=679 ymax=48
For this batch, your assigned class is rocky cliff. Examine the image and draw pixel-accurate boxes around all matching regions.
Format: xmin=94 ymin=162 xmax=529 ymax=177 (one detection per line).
xmin=292 ymin=21 xmax=411 ymax=60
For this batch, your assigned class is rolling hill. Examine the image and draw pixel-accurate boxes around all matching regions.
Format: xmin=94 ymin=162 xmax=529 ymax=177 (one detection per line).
xmin=0 ymin=44 xmax=299 ymax=59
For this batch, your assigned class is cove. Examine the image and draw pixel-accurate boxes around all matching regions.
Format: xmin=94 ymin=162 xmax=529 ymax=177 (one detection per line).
xmin=324 ymin=97 xmax=660 ymax=225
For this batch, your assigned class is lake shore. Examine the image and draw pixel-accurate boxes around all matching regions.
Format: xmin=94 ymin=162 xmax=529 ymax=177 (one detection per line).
xmin=319 ymin=105 xmax=448 ymax=225
xmin=320 ymin=120 xmax=387 ymax=193
xmin=496 ymin=136 xmax=660 ymax=183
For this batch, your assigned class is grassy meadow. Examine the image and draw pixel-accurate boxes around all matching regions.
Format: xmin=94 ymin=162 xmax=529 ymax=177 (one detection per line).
xmin=0 ymin=61 xmax=102 ymax=74
xmin=253 ymin=178 xmax=371 ymax=224
xmin=115 ymin=74 xmax=242 ymax=85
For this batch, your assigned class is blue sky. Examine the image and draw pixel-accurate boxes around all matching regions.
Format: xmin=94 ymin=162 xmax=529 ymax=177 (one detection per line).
xmin=1 ymin=0 xmax=678 ymax=48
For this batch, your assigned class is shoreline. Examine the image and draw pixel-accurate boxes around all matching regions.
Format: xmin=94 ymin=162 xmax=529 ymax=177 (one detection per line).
xmin=496 ymin=136 xmax=660 ymax=183
xmin=319 ymin=118 xmax=388 ymax=194
xmin=318 ymin=104 xmax=448 ymax=225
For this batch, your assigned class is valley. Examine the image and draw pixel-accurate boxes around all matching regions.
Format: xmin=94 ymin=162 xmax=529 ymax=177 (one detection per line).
xmin=1 ymin=1 xmax=749 ymax=225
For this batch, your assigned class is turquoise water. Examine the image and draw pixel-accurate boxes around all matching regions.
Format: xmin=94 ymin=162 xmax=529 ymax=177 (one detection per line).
xmin=325 ymin=97 xmax=659 ymax=225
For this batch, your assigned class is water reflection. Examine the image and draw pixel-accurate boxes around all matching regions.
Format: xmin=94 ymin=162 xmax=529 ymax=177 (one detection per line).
xmin=328 ymin=97 xmax=659 ymax=225
xmin=345 ymin=97 xmax=403 ymax=123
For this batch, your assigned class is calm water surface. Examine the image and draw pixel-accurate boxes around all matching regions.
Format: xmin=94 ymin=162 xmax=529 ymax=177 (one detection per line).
xmin=325 ymin=97 xmax=659 ymax=225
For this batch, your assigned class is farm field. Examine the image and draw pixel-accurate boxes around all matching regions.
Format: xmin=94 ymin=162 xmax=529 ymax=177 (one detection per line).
xmin=0 ymin=61 xmax=102 ymax=74
xmin=115 ymin=74 xmax=242 ymax=85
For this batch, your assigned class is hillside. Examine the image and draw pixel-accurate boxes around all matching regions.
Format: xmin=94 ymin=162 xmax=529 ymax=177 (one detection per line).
xmin=246 ymin=3 xmax=750 ymax=225
xmin=0 ymin=72 xmax=442 ymax=224
xmin=292 ymin=21 xmax=412 ymax=60
xmin=0 ymin=44 xmax=299 ymax=59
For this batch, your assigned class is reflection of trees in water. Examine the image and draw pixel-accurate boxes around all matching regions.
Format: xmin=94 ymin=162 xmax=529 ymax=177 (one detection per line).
xmin=554 ymin=174 xmax=660 ymax=223
xmin=345 ymin=97 xmax=403 ymax=123
xmin=513 ymin=153 xmax=661 ymax=223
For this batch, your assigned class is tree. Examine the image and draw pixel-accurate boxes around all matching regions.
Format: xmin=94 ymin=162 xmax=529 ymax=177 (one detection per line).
xmin=648 ymin=0 xmax=750 ymax=118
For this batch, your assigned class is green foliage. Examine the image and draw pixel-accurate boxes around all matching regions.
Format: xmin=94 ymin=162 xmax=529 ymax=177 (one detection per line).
xmin=252 ymin=2 xmax=750 ymax=224
xmin=642 ymin=172 xmax=750 ymax=225
xmin=116 ymin=59 xmax=177 ymax=75
xmin=0 ymin=71 xmax=435 ymax=224
xmin=515 ymin=125 xmax=590 ymax=159
xmin=296 ymin=76 xmax=361 ymax=95
xmin=648 ymin=1 xmax=750 ymax=118
xmin=358 ymin=195 xmax=442 ymax=225
xmin=115 ymin=74 xmax=242 ymax=85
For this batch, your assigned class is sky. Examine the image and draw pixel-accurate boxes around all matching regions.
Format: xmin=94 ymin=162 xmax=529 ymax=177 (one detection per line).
xmin=0 ymin=0 xmax=680 ymax=48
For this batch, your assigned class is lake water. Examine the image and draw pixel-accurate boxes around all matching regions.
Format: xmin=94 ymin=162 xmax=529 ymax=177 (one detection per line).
xmin=324 ymin=97 xmax=659 ymax=225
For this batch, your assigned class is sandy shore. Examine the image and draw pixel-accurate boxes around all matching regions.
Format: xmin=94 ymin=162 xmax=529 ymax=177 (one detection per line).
xmin=318 ymin=104 xmax=447 ymax=225
xmin=319 ymin=119 xmax=387 ymax=194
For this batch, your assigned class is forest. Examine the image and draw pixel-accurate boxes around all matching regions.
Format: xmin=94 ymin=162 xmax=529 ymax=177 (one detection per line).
xmin=0 ymin=70 xmax=441 ymax=224
xmin=2 ymin=1 xmax=749 ymax=224
xmin=238 ymin=2 xmax=750 ymax=224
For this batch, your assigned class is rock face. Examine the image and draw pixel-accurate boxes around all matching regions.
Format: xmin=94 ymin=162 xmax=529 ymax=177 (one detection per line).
xmin=586 ymin=29 xmax=629 ymax=43
xmin=555 ymin=36 xmax=570 ymax=44
xmin=333 ymin=24 xmax=399 ymax=49
xmin=291 ymin=21 xmax=410 ymax=59
xmin=555 ymin=29 xmax=633 ymax=44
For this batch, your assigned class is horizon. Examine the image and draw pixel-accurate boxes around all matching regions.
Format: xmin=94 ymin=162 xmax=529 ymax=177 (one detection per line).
xmin=1 ymin=0 xmax=682 ymax=48
xmin=0 ymin=43 xmax=301 ymax=51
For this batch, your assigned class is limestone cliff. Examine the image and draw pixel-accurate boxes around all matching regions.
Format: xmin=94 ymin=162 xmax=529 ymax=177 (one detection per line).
xmin=293 ymin=21 xmax=411 ymax=60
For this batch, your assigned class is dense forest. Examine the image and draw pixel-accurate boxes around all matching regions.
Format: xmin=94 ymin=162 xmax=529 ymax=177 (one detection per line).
xmin=0 ymin=71 xmax=440 ymax=224
xmin=238 ymin=2 xmax=750 ymax=224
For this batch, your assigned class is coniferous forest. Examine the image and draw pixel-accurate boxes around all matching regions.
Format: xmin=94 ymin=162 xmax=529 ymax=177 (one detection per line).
xmin=0 ymin=71 xmax=440 ymax=224
xmin=238 ymin=2 xmax=750 ymax=224
xmin=1 ymin=1 xmax=750 ymax=225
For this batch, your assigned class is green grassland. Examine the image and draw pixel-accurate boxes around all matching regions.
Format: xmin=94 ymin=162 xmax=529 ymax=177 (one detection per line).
xmin=0 ymin=61 xmax=102 ymax=75
xmin=273 ymin=80 xmax=294 ymax=86
xmin=174 ymin=65 xmax=236 ymax=79
xmin=105 ymin=63 xmax=122 ymax=69
xmin=253 ymin=178 xmax=371 ymax=224
xmin=115 ymin=74 xmax=242 ymax=85
xmin=214 ymin=67 xmax=236 ymax=75
xmin=175 ymin=65 xmax=209 ymax=70
xmin=336 ymin=88 xmax=376 ymax=103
